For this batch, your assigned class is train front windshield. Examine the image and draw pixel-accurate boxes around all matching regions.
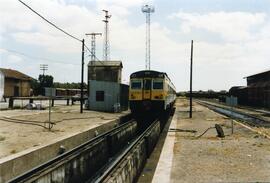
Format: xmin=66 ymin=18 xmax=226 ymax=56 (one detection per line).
xmin=131 ymin=80 xmax=142 ymax=89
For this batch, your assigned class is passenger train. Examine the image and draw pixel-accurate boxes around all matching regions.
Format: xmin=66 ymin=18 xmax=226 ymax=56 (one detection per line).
xmin=129 ymin=70 xmax=176 ymax=115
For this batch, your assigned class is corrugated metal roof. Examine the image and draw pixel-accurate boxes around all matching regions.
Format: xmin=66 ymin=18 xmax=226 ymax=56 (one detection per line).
xmin=0 ymin=68 xmax=33 ymax=81
xmin=244 ymin=69 xmax=270 ymax=78
xmin=87 ymin=61 xmax=122 ymax=68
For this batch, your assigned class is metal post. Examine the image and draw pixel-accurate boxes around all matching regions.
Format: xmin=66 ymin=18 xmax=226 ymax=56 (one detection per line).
xmin=231 ymin=96 xmax=234 ymax=134
xmin=49 ymin=89 xmax=51 ymax=128
xmin=80 ymin=39 xmax=85 ymax=113
xmin=189 ymin=40 xmax=193 ymax=118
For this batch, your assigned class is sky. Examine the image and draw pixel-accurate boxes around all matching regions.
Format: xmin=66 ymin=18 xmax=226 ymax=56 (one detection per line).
xmin=0 ymin=0 xmax=269 ymax=91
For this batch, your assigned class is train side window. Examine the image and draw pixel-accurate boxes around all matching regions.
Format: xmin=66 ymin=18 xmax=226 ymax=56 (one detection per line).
xmin=96 ymin=91 xmax=104 ymax=101
xmin=153 ymin=80 xmax=163 ymax=89
xmin=131 ymin=80 xmax=142 ymax=89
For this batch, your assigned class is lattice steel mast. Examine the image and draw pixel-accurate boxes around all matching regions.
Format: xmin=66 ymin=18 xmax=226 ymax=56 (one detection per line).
xmin=102 ymin=10 xmax=111 ymax=61
xmin=141 ymin=4 xmax=155 ymax=70
xmin=85 ymin=33 xmax=102 ymax=61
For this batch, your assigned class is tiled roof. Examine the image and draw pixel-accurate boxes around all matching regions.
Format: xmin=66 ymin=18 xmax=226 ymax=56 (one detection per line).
xmin=0 ymin=68 xmax=33 ymax=81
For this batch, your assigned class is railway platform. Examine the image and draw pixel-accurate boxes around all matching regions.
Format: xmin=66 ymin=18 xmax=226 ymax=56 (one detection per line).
xmin=0 ymin=105 xmax=129 ymax=182
xmin=151 ymin=98 xmax=270 ymax=182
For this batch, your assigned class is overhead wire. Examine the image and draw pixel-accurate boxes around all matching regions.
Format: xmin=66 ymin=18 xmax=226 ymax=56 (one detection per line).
xmin=18 ymin=0 xmax=82 ymax=43
xmin=17 ymin=0 xmax=104 ymax=66
xmin=1 ymin=48 xmax=80 ymax=66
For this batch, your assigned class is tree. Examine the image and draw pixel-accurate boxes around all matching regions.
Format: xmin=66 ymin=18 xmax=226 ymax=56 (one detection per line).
xmin=30 ymin=75 xmax=54 ymax=95
xmin=53 ymin=82 xmax=87 ymax=89
xmin=39 ymin=75 xmax=53 ymax=87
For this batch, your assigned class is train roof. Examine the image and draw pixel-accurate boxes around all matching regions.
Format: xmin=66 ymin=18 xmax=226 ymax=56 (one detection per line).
xmin=130 ymin=70 xmax=176 ymax=89
xmin=130 ymin=70 xmax=167 ymax=78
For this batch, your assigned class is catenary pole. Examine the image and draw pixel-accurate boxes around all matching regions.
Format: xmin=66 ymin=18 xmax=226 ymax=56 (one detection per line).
xmin=80 ymin=39 xmax=85 ymax=113
xmin=189 ymin=40 xmax=193 ymax=118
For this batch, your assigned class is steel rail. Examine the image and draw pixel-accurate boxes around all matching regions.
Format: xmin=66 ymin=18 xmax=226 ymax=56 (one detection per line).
xmin=197 ymin=100 xmax=270 ymax=128
xmin=201 ymin=99 xmax=270 ymax=117
xmin=92 ymin=119 xmax=159 ymax=183
xmin=8 ymin=119 xmax=136 ymax=183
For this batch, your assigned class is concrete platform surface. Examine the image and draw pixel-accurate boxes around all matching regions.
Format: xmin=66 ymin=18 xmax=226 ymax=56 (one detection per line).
xmin=0 ymin=104 xmax=128 ymax=159
xmin=0 ymin=104 xmax=129 ymax=182
xmin=153 ymin=98 xmax=270 ymax=183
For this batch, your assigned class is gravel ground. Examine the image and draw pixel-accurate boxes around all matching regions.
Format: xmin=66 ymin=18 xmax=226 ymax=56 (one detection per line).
xmin=0 ymin=104 xmax=127 ymax=159
xmin=170 ymin=98 xmax=270 ymax=182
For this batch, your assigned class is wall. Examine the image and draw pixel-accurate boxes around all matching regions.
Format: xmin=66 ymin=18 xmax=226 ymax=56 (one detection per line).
xmin=88 ymin=80 xmax=120 ymax=112
xmin=20 ymin=81 xmax=31 ymax=97
xmin=4 ymin=78 xmax=15 ymax=97
xmin=88 ymin=66 xmax=122 ymax=83
xmin=120 ymin=84 xmax=129 ymax=111
xmin=3 ymin=78 xmax=31 ymax=97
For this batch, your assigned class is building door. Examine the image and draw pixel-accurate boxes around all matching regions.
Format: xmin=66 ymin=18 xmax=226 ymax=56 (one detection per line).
xmin=14 ymin=86 xmax=19 ymax=97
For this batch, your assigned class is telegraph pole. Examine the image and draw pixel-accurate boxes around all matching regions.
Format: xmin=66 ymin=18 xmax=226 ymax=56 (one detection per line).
xmin=80 ymin=39 xmax=85 ymax=113
xmin=40 ymin=64 xmax=48 ymax=76
xmin=189 ymin=40 xmax=193 ymax=118
xmin=40 ymin=64 xmax=48 ymax=96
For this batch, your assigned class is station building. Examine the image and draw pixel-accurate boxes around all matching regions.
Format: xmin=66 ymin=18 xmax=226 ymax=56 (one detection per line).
xmin=0 ymin=68 xmax=33 ymax=101
xmin=229 ymin=70 xmax=270 ymax=108
xmin=87 ymin=61 xmax=129 ymax=112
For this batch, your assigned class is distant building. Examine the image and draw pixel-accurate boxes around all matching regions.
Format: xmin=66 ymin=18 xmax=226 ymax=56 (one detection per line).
xmin=0 ymin=68 xmax=33 ymax=100
xmin=229 ymin=70 xmax=270 ymax=108
xmin=88 ymin=61 xmax=122 ymax=83
xmin=245 ymin=70 xmax=270 ymax=108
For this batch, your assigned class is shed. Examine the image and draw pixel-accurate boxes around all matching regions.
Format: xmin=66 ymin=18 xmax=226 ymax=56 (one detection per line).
xmin=88 ymin=80 xmax=128 ymax=112
xmin=0 ymin=68 xmax=33 ymax=100
xmin=88 ymin=61 xmax=122 ymax=83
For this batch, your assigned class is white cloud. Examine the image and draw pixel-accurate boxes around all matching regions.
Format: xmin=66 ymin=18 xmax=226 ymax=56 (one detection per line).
xmin=169 ymin=11 xmax=266 ymax=41
xmin=0 ymin=1 xmax=269 ymax=91
xmin=7 ymin=55 xmax=24 ymax=64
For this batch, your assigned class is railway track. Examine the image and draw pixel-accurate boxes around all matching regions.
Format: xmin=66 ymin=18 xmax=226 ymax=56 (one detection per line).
xmin=93 ymin=119 xmax=160 ymax=183
xmin=7 ymin=117 xmax=162 ymax=183
xmin=197 ymin=100 xmax=270 ymax=128
xmin=201 ymin=99 xmax=270 ymax=118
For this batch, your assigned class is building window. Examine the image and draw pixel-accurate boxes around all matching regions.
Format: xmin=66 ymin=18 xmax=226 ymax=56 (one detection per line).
xmin=96 ymin=91 xmax=104 ymax=101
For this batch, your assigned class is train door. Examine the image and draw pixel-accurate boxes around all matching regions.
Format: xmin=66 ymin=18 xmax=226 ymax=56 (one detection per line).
xmin=143 ymin=79 xmax=152 ymax=100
